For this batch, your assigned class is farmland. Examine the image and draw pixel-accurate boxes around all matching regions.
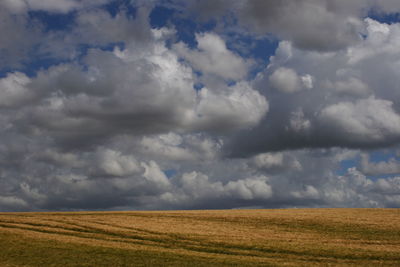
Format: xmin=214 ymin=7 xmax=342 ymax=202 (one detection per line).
xmin=0 ymin=209 xmax=399 ymax=266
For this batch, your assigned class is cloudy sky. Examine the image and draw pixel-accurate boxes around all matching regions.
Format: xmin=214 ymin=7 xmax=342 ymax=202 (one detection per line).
xmin=1 ymin=0 xmax=400 ymax=211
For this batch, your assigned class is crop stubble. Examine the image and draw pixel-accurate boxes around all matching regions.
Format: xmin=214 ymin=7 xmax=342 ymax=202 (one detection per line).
xmin=0 ymin=209 xmax=399 ymax=266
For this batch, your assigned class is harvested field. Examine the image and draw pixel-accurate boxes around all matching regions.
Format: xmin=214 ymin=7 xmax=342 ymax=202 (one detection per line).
xmin=0 ymin=209 xmax=399 ymax=266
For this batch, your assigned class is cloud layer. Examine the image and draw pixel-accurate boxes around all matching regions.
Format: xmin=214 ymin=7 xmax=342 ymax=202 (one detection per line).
xmin=1 ymin=0 xmax=400 ymax=211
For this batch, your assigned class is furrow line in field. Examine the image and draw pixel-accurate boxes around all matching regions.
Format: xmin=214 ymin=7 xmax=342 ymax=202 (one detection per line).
xmin=0 ymin=219 xmax=91 ymax=233
xmin=0 ymin=220 xmax=221 ymax=255
xmin=1 ymin=218 xmax=399 ymax=263
xmin=82 ymin=220 xmax=210 ymax=243
xmin=0 ymin=221 xmax=312 ymax=261
xmin=0 ymin=222 xmax=168 ymax=248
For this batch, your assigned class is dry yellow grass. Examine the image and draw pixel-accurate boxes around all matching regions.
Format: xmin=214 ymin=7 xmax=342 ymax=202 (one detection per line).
xmin=0 ymin=209 xmax=399 ymax=266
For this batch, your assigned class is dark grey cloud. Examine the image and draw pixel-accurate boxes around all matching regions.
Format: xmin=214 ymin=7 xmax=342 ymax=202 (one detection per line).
xmin=1 ymin=0 xmax=113 ymax=14
xmin=0 ymin=7 xmax=42 ymax=69
xmin=236 ymin=0 xmax=364 ymax=51
xmin=177 ymin=0 xmax=400 ymax=52
xmin=226 ymin=20 xmax=400 ymax=157
xmin=359 ymin=153 xmax=400 ymax=176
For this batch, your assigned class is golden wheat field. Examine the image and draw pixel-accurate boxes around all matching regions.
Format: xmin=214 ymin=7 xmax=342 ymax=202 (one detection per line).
xmin=0 ymin=209 xmax=399 ymax=266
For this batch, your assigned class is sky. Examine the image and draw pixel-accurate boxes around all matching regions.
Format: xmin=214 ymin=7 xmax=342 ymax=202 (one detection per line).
xmin=1 ymin=0 xmax=400 ymax=211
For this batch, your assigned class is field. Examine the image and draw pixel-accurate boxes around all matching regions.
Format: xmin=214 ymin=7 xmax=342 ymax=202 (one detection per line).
xmin=0 ymin=209 xmax=399 ymax=266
